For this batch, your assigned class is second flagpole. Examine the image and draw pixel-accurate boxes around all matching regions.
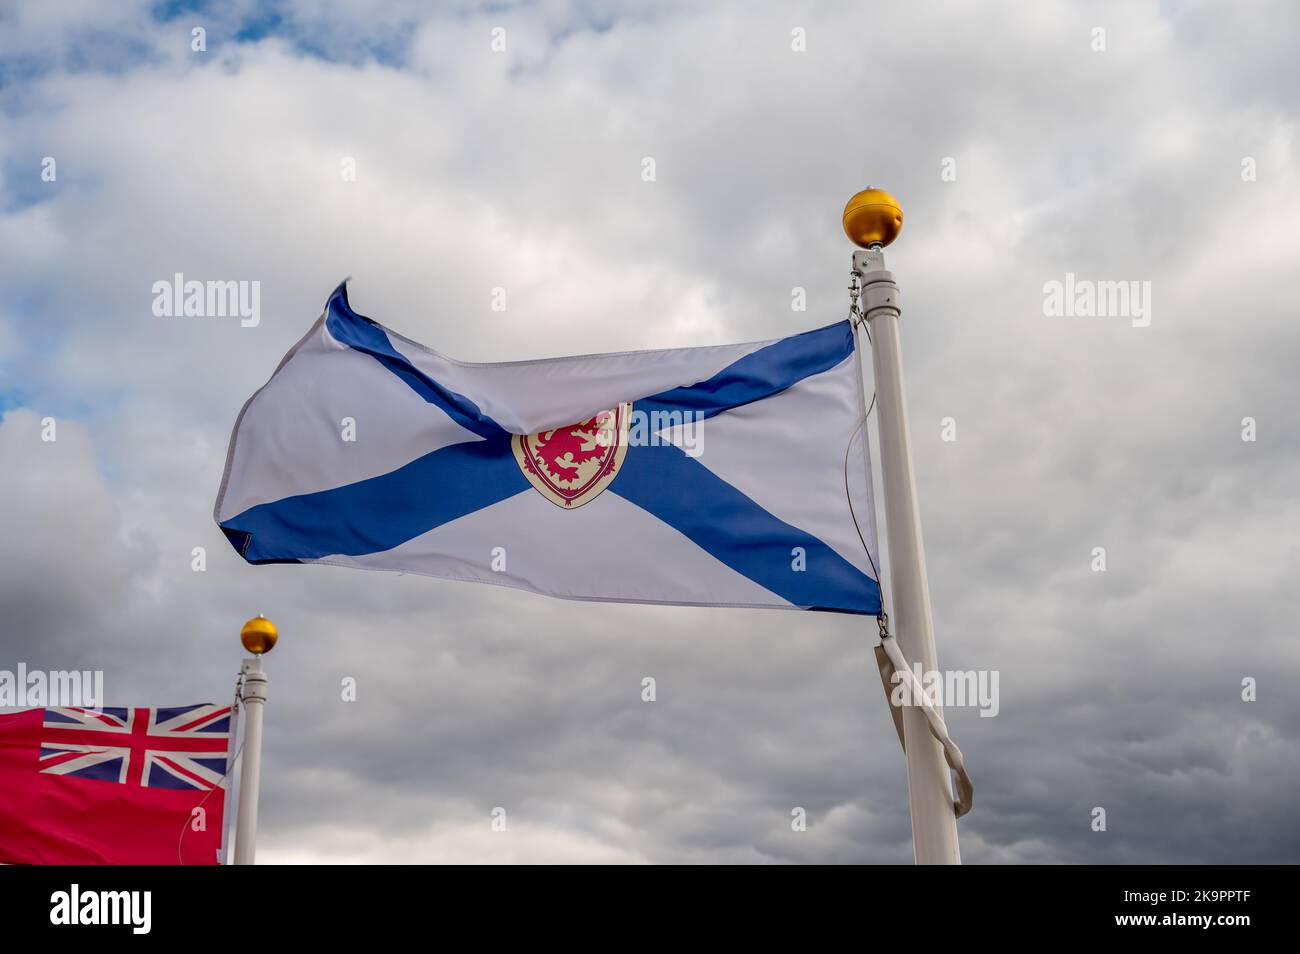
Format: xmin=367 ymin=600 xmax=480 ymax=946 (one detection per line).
xmin=844 ymin=189 xmax=961 ymax=864
xmin=232 ymin=614 xmax=277 ymax=865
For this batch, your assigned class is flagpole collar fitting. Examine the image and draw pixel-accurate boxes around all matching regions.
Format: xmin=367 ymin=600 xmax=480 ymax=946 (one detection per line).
xmin=240 ymin=614 xmax=278 ymax=655
xmin=843 ymin=188 xmax=903 ymax=249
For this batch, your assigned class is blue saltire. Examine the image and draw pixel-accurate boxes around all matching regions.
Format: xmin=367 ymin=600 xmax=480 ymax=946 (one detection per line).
xmin=220 ymin=284 xmax=880 ymax=613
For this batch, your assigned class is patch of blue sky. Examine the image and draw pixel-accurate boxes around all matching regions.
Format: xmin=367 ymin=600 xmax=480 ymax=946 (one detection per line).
xmin=150 ymin=0 xmax=213 ymax=21
xmin=0 ymin=388 xmax=28 ymax=416
xmin=1 ymin=157 xmax=61 ymax=214
xmin=0 ymin=52 xmax=52 ymax=91
xmin=551 ymin=3 xmax=620 ymax=42
xmin=0 ymin=52 xmax=57 ymax=119
xmin=155 ymin=0 xmax=415 ymax=67
xmin=0 ymin=29 xmax=161 ymax=116
xmin=0 ymin=377 xmax=101 ymax=430
xmin=59 ymin=29 xmax=160 ymax=76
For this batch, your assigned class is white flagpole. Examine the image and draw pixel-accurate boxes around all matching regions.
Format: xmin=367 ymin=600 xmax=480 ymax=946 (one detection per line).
xmin=845 ymin=189 xmax=961 ymax=864
xmin=233 ymin=615 xmax=278 ymax=865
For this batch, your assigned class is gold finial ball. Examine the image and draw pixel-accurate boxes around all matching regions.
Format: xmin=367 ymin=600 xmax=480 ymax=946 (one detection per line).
xmin=240 ymin=615 xmax=278 ymax=655
xmin=842 ymin=188 xmax=903 ymax=248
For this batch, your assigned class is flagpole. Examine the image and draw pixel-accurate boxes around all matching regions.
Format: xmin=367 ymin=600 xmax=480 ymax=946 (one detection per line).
xmin=233 ymin=615 xmax=278 ymax=865
xmin=844 ymin=189 xmax=961 ymax=864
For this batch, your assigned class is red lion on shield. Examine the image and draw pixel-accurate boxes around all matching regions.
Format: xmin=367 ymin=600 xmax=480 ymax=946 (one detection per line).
xmin=531 ymin=414 xmax=613 ymax=483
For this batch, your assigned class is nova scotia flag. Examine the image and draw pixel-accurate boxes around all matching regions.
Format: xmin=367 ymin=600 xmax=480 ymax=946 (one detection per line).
xmin=215 ymin=284 xmax=882 ymax=614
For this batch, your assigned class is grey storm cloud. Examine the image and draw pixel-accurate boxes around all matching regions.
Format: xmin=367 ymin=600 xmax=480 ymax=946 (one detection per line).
xmin=1 ymin=0 xmax=1297 ymax=862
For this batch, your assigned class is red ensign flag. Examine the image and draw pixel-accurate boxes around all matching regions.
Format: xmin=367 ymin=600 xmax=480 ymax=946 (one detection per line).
xmin=0 ymin=705 xmax=233 ymax=864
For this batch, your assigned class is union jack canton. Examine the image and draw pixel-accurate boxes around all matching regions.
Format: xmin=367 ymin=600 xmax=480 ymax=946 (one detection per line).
xmin=38 ymin=705 xmax=233 ymax=791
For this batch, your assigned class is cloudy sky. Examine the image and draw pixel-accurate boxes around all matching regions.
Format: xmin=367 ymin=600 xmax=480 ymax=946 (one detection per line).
xmin=2 ymin=0 xmax=1298 ymax=863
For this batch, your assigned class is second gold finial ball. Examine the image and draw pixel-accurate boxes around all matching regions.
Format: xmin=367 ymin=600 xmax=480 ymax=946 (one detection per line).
xmin=240 ymin=615 xmax=278 ymax=655
xmin=842 ymin=188 xmax=903 ymax=248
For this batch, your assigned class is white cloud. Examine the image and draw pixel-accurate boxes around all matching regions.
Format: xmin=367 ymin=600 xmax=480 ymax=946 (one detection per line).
xmin=1 ymin=0 xmax=1298 ymax=863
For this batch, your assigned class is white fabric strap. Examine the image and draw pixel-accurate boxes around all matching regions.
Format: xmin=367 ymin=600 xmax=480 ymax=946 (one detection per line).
xmin=878 ymin=635 xmax=974 ymax=818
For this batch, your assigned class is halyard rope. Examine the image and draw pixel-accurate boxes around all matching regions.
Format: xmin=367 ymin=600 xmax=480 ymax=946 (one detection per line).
xmin=846 ymin=273 xmax=973 ymax=819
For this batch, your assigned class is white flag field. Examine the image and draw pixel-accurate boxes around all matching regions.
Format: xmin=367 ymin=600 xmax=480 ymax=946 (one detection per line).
xmin=215 ymin=283 xmax=882 ymax=614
